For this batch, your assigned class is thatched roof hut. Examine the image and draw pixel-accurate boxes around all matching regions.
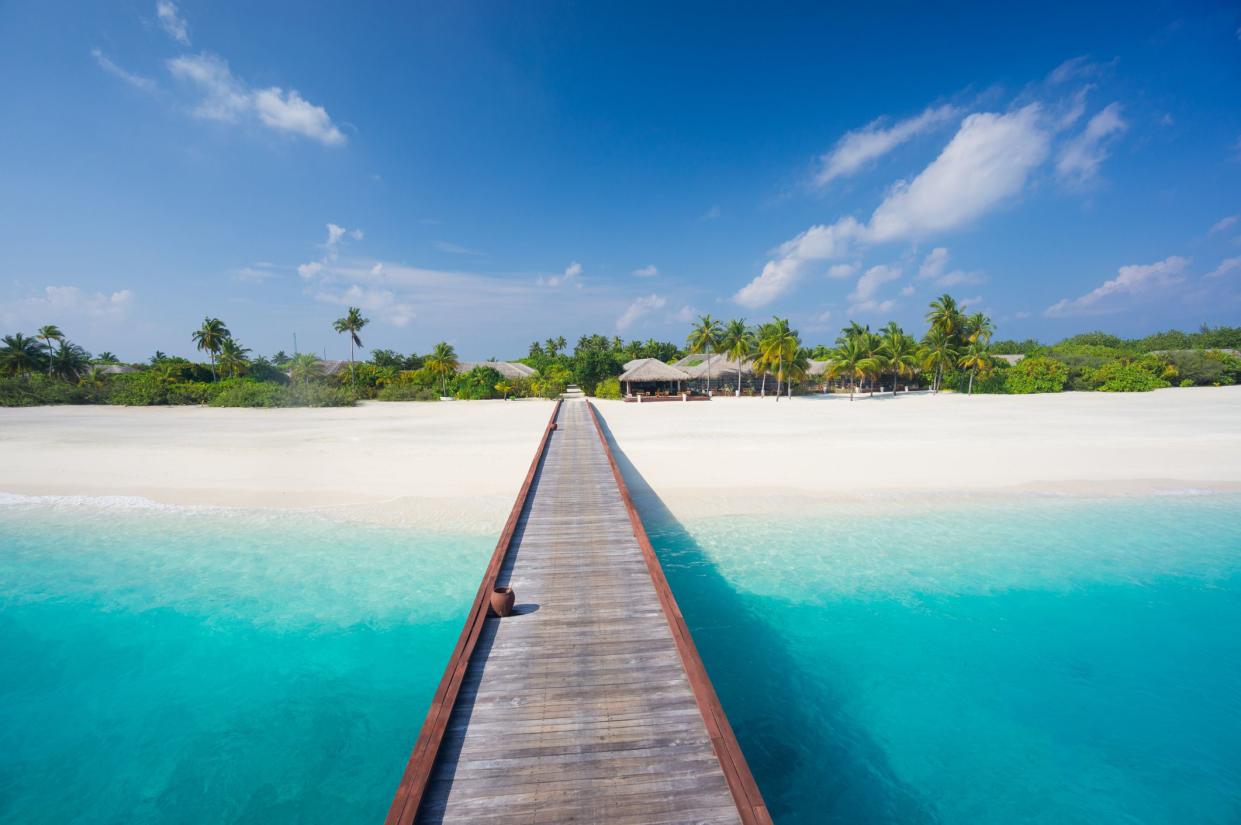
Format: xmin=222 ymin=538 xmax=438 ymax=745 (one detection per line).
xmin=455 ymin=361 xmax=537 ymax=379
xmin=677 ymin=355 xmax=752 ymax=380
xmin=994 ymin=354 xmax=1026 ymax=366
xmin=618 ymin=358 xmax=691 ymax=383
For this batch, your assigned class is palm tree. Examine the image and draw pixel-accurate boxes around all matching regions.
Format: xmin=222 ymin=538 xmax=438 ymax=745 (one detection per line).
xmin=919 ymin=329 xmax=958 ymax=393
xmin=37 ymin=325 xmax=64 ymax=375
xmin=926 ymin=294 xmax=963 ymax=341
xmin=832 ymin=336 xmax=867 ymax=401
xmin=288 ymin=353 xmax=324 ymax=384
xmin=425 ymin=341 xmax=459 ymax=396
xmin=879 ymin=324 xmax=919 ymax=394
xmin=332 ymin=307 xmax=369 ymax=384
xmin=0 ymin=333 xmax=45 ymax=377
xmin=216 ymin=338 xmax=251 ymax=378
xmin=756 ymin=317 xmax=798 ymax=402
xmin=191 ymin=317 xmax=230 ymax=381
xmin=78 ymin=365 xmax=108 ymax=392
xmin=49 ymin=341 xmax=89 ymax=380
xmin=495 ymin=380 xmax=513 ymax=400
xmin=785 ymin=346 xmax=811 ymax=398
xmin=95 ymin=351 xmax=119 ymax=364
xmin=959 ymin=340 xmax=995 ymax=395
xmin=720 ymin=318 xmax=754 ymax=396
xmin=686 ymin=314 xmax=723 ymax=394
xmin=965 ymin=312 xmax=994 ymax=345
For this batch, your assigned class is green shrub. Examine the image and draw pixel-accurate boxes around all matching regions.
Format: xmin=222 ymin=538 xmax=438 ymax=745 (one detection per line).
xmin=531 ymin=365 xmax=572 ymax=399
xmin=167 ymin=381 xmax=218 ymax=404
xmin=594 ymin=377 xmax=622 ymax=399
xmin=1003 ymin=356 xmax=1068 ymax=394
xmin=1163 ymin=350 xmax=1238 ymax=386
xmin=377 ymin=383 xmax=439 ymax=401
xmin=281 ymin=382 xmax=356 ymax=407
xmin=454 ymin=366 xmax=504 ymax=400
xmin=106 ymin=372 xmax=174 ymax=405
xmin=1089 ymin=360 xmax=1170 ymax=392
xmin=0 ymin=375 xmax=100 ymax=406
xmin=209 ymin=379 xmax=283 ymax=407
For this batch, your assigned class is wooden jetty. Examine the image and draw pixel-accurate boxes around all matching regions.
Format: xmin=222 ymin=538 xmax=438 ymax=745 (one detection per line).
xmin=386 ymin=398 xmax=769 ymax=824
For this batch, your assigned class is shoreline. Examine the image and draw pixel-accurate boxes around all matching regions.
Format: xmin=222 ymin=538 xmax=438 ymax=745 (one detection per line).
xmin=2 ymin=388 xmax=1239 ymax=529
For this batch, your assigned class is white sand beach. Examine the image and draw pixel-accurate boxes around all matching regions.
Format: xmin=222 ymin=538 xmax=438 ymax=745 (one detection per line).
xmin=2 ymin=388 xmax=1239 ymax=528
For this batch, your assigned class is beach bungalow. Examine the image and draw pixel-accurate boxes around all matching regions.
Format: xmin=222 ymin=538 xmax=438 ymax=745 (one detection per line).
xmin=618 ymin=358 xmax=693 ymax=399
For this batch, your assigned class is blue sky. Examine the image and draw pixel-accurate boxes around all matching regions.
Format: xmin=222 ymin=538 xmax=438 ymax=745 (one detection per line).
xmin=1 ymin=1 xmax=1239 ymax=360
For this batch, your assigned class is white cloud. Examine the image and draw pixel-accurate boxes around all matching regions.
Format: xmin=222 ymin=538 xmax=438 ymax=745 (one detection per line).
xmin=1045 ymin=256 xmax=1189 ymax=317
xmin=672 ymin=305 xmax=696 ymax=323
xmin=1208 ymin=215 xmax=1238 ymax=236
xmin=867 ymin=105 xmax=1050 ymax=242
xmin=326 ymin=224 xmax=347 ymax=246
xmin=539 ymin=261 xmax=583 ymax=288
xmin=918 ymin=247 xmax=950 ymax=280
xmin=848 ymin=264 xmax=902 ymax=313
xmin=1048 ymin=56 xmax=1105 ymax=85
xmin=632 ymin=264 xmax=659 ymax=278
xmin=732 ymin=217 xmax=864 ymax=307
xmin=850 ymin=264 xmax=901 ymax=302
xmin=1056 ymin=103 xmax=1126 ymax=185
xmin=899 ymin=285 xmax=915 ymax=296
xmin=298 ymin=261 xmax=324 ymax=279
xmin=1206 ymin=256 xmax=1241 ymax=279
xmin=959 ymin=295 xmax=984 ymax=308
xmin=167 ymin=53 xmax=345 ymax=146
xmin=314 ymin=284 xmax=414 ymax=326
xmin=616 ymin=294 xmax=666 ymax=331
xmin=253 ymin=86 xmax=346 ymax=146
xmin=1 ymin=286 xmax=134 ymax=327
xmin=816 ymin=104 xmax=960 ymax=186
xmin=91 ymin=48 xmax=156 ymax=92
xmin=827 ymin=263 xmax=858 ymax=279
xmin=156 ymin=0 xmax=190 ymax=46
xmin=700 ymin=205 xmax=722 ymax=221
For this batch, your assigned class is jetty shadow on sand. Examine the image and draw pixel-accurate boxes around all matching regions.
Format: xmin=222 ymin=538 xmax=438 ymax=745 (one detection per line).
xmin=594 ymin=412 xmax=937 ymax=824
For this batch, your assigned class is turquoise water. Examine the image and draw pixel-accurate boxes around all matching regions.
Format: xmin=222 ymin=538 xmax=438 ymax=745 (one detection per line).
xmin=648 ymin=494 xmax=1241 ymax=824
xmin=3 ymin=493 xmax=1240 ymax=823
xmin=0 ymin=497 xmax=490 ymax=824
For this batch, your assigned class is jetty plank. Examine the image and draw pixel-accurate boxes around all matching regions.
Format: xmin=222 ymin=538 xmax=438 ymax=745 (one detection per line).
xmin=386 ymin=399 xmax=768 ymax=825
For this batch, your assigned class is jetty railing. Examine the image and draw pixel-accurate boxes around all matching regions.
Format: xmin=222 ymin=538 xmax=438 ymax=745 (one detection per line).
xmin=384 ymin=399 xmax=562 ymax=825
xmin=585 ymin=402 xmax=770 ymax=825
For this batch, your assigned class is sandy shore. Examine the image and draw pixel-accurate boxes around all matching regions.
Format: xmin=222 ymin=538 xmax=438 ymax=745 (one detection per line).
xmin=0 ymin=400 xmax=556 ymax=532
xmin=2 ymin=388 xmax=1239 ymax=528
xmin=597 ymin=387 xmax=1241 ymax=520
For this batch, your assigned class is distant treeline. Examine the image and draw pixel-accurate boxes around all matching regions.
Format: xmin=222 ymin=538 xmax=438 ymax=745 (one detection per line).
xmin=2 ymin=305 xmax=1239 ymax=407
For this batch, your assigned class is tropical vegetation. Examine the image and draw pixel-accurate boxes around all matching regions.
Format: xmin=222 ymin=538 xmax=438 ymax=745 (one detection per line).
xmin=3 ymin=296 xmax=1239 ymax=407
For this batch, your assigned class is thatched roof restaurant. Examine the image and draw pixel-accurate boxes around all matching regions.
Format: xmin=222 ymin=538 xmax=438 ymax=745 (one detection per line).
xmin=618 ymin=358 xmax=691 ymax=383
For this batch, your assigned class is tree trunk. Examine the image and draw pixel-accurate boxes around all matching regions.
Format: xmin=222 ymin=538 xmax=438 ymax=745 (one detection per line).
xmin=774 ymin=356 xmax=781 ymax=403
xmin=968 ymin=369 xmax=975 ymax=395
xmin=706 ymin=347 xmax=712 ymax=394
xmin=210 ymin=354 xmax=217 ymax=382
xmin=761 ymin=373 xmax=766 ymax=397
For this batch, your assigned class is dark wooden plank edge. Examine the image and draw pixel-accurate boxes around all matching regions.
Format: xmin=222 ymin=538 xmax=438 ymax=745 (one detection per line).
xmin=385 ymin=398 xmax=563 ymax=825
xmin=585 ymin=401 xmax=773 ymax=825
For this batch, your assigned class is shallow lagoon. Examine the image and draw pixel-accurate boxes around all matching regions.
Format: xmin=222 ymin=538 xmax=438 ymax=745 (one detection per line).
xmin=655 ymin=494 xmax=1241 ymax=824
xmin=2 ymin=493 xmax=1239 ymax=823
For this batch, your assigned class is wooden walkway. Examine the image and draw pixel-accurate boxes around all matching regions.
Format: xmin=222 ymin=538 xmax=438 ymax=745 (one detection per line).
xmin=386 ymin=399 xmax=769 ymax=825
